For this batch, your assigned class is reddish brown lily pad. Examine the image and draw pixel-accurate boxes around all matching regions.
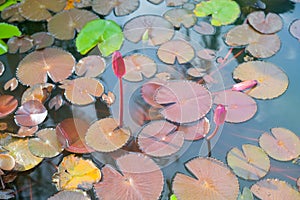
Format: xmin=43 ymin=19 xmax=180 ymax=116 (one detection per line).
xmin=48 ymin=95 xmax=64 ymax=111
xmin=193 ymin=21 xmax=216 ymax=35
xmin=259 ymin=127 xmax=300 ymax=161
xmin=4 ymin=78 xmax=18 ymax=91
xmin=173 ymin=157 xmax=239 ymax=200
xmin=154 ymin=81 xmax=212 ymax=123
xmin=75 ymin=55 xmax=106 ymax=78
xmin=289 ymin=19 xmax=300 ymax=41
xmin=7 ymin=36 xmax=34 ymax=53
xmin=94 ymin=153 xmax=164 ymax=200
xmin=21 ymin=83 xmax=54 ymax=104
xmin=164 ymin=8 xmax=197 ymax=28
xmin=178 ymin=117 xmax=210 ymax=140
xmin=248 ymin=11 xmax=283 ymax=34
xmin=92 ymin=0 xmax=139 ymax=16
xmin=166 ymin=0 xmax=188 ymax=7
xmin=0 ymin=154 xmax=15 ymax=171
xmin=16 ymin=47 xmax=75 ymax=86
xmin=138 ymin=120 xmax=184 ymax=157
xmin=31 ymin=32 xmax=55 ymax=49
xmin=1 ymin=3 xmax=25 ymax=22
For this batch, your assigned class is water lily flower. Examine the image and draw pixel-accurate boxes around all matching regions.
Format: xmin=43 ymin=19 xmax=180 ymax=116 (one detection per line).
xmin=213 ymin=104 xmax=227 ymax=126
xmin=232 ymin=80 xmax=257 ymax=91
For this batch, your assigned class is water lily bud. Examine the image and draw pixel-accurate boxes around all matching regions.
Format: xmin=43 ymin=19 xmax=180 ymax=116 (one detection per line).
xmin=214 ymin=104 xmax=227 ymax=126
xmin=232 ymin=80 xmax=257 ymax=91
xmin=112 ymin=51 xmax=126 ymax=78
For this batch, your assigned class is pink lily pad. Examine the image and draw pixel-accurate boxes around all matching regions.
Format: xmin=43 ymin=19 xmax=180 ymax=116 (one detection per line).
xmin=289 ymin=19 xmax=300 ymax=41
xmin=197 ymin=49 xmax=216 ymax=60
xmin=141 ymin=79 xmax=166 ymax=108
xmin=164 ymin=8 xmax=197 ymax=28
xmin=92 ymin=0 xmax=139 ymax=16
xmin=248 ymin=11 xmax=283 ymax=34
xmin=178 ymin=117 xmax=210 ymax=141
xmin=75 ymin=55 xmax=106 ymax=78
xmin=193 ymin=21 xmax=215 ymax=35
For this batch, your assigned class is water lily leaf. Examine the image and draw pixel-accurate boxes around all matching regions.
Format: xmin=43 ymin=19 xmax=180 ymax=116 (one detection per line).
xmin=141 ymin=79 xmax=166 ymax=108
xmin=154 ymin=80 xmax=212 ymax=123
xmin=19 ymin=0 xmax=66 ymax=21
xmin=289 ymin=19 xmax=300 ymax=41
xmin=157 ymin=40 xmax=195 ymax=64
xmin=28 ymin=128 xmax=63 ymax=158
xmin=213 ymin=91 xmax=257 ymax=123
xmin=197 ymin=49 xmax=216 ymax=60
xmin=0 ymin=39 xmax=8 ymax=55
xmin=0 ymin=22 xmax=21 ymax=39
xmin=31 ymin=32 xmax=54 ymax=49
xmin=193 ymin=21 xmax=215 ymax=35
xmin=94 ymin=153 xmax=164 ymax=200
xmin=166 ymin=0 xmax=188 ymax=7
xmin=7 ymin=35 xmax=33 ymax=53
xmin=0 ymin=154 xmax=15 ymax=171
xmin=21 ymin=83 xmax=54 ymax=104
xmin=178 ymin=117 xmax=210 ymax=141
xmin=138 ymin=120 xmax=184 ymax=157
xmin=233 ymin=61 xmax=288 ymax=99
xmin=0 ymin=95 xmax=18 ymax=118
xmin=225 ymin=24 xmax=280 ymax=58
xmin=14 ymin=100 xmax=47 ymax=127
xmin=17 ymin=47 xmax=75 ymax=86
xmin=238 ymin=187 xmax=254 ymax=200
xmin=251 ymin=179 xmax=300 ymax=200
xmin=248 ymin=11 xmax=283 ymax=34
xmin=48 ymin=8 xmax=99 ymax=40
xmin=75 ymin=55 xmax=106 ymax=78
xmin=4 ymin=77 xmax=18 ymax=91
xmin=227 ymin=144 xmax=270 ymax=180
xmin=92 ymin=0 xmax=139 ymax=16
xmin=147 ymin=0 xmax=163 ymax=4
xmin=0 ymin=0 xmax=19 ymax=11
xmin=53 ymin=154 xmax=101 ymax=190
xmin=194 ymin=0 xmax=240 ymax=26
xmin=170 ymin=194 xmax=178 ymax=200
xmin=17 ymin=126 xmax=38 ymax=138
xmin=60 ymin=77 xmax=104 ymax=105
xmin=123 ymin=54 xmax=157 ymax=82
xmin=48 ymin=94 xmax=64 ymax=111
xmin=0 ymin=60 xmax=4 ymax=76
xmin=56 ymin=118 xmax=94 ymax=154
xmin=101 ymin=91 xmax=115 ymax=106
xmin=164 ymin=8 xmax=197 ymax=28
xmin=1 ymin=3 xmax=25 ymax=22
xmin=173 ymin=157 xmax=239 ymax=200
xmin=259 ymin=127 xmax=300 ymax=161
xmin=123 ymin=15 xmax=174 ymax=46
xmin=76 ymin=19 xmax=124 ymax=56
xmin=48 ymin=190 xmax=90 ymax=200
xmin=85 ymin=118 xmax=131 ymax=152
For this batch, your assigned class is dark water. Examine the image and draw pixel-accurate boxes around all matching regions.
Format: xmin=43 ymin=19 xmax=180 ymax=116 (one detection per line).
xmin=0 ymin=0 xmax=300 ymax=199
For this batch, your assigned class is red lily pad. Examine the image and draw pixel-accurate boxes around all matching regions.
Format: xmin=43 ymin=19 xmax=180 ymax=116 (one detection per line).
xmin=157 ymin=40 xmax=195 ymax=64
xmin=154 ymin=80 xmax=212 ymax=123
xmin=141 ymin=79 xmax=166 ymax=108
xmin=289 ymin=19 xmax=300 ymax=41
xmin=259 ymin=127 xmax=300 ymax=161
xmin=14 ymin=100 xmax=47 ymax=127
xmin=178 ymin=117 xmax=210 ymax=140
xmin=0 ymin=95 xmax=18 ymax=118
xmin=251 ymin=179 xmax=300 ymax=200
xmin=164 ymin=8 xmax=197 ymax=28
xmin=138 ymin=120 xmax=184 ymax=157
xmin=248 ymin=11 xmax=283 ymax=34
xmin=173 ymin=157 xmax=239 ymax=200
xmin=7 ymin=36 xmax=34 ymax=53
xmin=213 ymin=91 xmax=257 ymax=123
xmin=193 ymin=21 xmax=216 ymax=35
xmin=94 ymin=153 xmax=164 ymax=200
xmin=48 ymin=8 xmax=99 ymax=40
xmin=31 ymin=32 xmax=55 ymax=49
xmin=75 ymin=55 xmax=106 ymax=78
xmin=124 ymin=15 xmax=174 ymax=46
xmin=92 ymin=0 xmax=139 ymax=16
xmin=56 ymin=118 xmax=94 ymax=154
xmin=16 ymin=47 xmax=75 ymax=86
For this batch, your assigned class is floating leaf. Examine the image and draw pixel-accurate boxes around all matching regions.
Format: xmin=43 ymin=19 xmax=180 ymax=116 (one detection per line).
xmin=4 ymin=77 xmax=18 ymax=91
xmin=92 ymin=0 xmax=139 ymax=16
xmin=233 ymin=61 xmax=288 ymax=99
xmin=259 ymin=127 xmax=300 ymax=161
xmin=16 ymin=47 xmax=75 ymax=86
xmin=164 ymin=8 xmax=196 ymax=28
xmin=0 ymin=60 xmax=4 ymax=76
xmin=48 ymin=190 xmax=90 ymax=200
xmin=75 ymin=55 xmax=106 ymax=78
xmin=7 ymin=36 xmax=33 ymax=53
xmin=0 ymin=122 xmax=7 ymax=131
xmin=225 ymin=24 xmax=280 ymax=58
xmin=124 ymin=15 xmax=174 ymax=46
xmin=28 ymin=128 xmax=63 ymax=158
xmin=227 ymin=144 xmax=270 ymax=180
xmin=289 ymin=19 xmax=300 ymax=41
xmin=53 ymin=154 xmax=101 ymax=190
xmin=60 ymin=77 xmax=104 ymax=105
xmin=17 ymin=126 xmax=38 ymax=137
xmin=173 ymin=157 xmax=239 ymax=200
xmin=170 ymin=194 xmax=178 ymax=200
xmin=197 ymin=49 xmax=216 ymax=60
xmin=0 ymin=0 xmax=18 ymax=11
xmin=1 ymin=3 xmax=25 ymax=22
xmin=194 ymin=0 xmax=240 ymax=26
xmin=238 ymin=187 xmax=254 ymax=200
xmin=56 ymin=118 xmax=93 ymax=154
xmin=21 ymin=83 xmax=54 ymax=104
xmin=193 ymin=21 xmax=215 ymax=35
xmin=85 ymin=118 xmax=130 ymax=152
xmin=154 ymin=81 xmax=212 ymax=123
xmin=19 ymin=0 xmax=66 ymax=21
xmin=94 ymin=153 xmax=164 ymax=200
xmin=147 ymin=0 xmax=163 ymax=4
xmin=0 ymin=95 xmax=18 ymax=118
xmin=141 ymin=79 xmax=166 ymax=108
xmin=138 ymin=120 xmax=184 ymax=157
xmin=48 ymin=94 xmax=64 ymax=111
xmin=178 ymin=117 xmax=210 ymax=141
xmin=101 ymin=91 xmax=115 ymax=106
xmin=48 ymin=8 xmax=98 ymax=40
xmin=0 ymin=39 xmax=8 ymax=55
xmin=0 ymin=154 xmax=15 ymax=171
xmin=123 ymin=54 xmax=157 ymax=82
xmin=0 ymin=22 xmax=21 ymax=39
xmin=251 ymin=179 xmax=300 ymax=199
xmin=0 ymin=189 xmax=15 ymax=199
xmin=248 ymin=11 xmax=283 ymax=34
xmin=166 ymin=0 xmax=188 ymax=7
xmin=31 ymin=32 xmax=54 ymax=49
xmin=297 ymin=177 xmax=300 ymax=191
xmin=213 ymin=91 xmax=257 ymax=123
xmin=157 ymin=40 xmax=195 ymax=64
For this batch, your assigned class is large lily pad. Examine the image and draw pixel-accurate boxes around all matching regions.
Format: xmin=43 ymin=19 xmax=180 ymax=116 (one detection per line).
xmin=248 ymin=11 xmax=283 ymax=34
xmin=92 ymin=0 xmax=139 ymax=16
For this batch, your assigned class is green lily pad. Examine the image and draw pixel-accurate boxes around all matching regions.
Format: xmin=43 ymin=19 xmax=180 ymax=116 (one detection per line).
xmin=0 ymin=0 xmax=20 ymax=11
xmin=194 ymin=0 xmax=240 ymax=26
xmin=0 ymin=39 xmax=8 ymax=55
xmin=170 ymin=194 xmax=178 ymax=200
xmin=0 ymin=22 xmax=21 ymax=39
xmin=238 ymin=187 xmax=254 ymax=200
xmin=76 ymin=19 xmax=124 ymax=57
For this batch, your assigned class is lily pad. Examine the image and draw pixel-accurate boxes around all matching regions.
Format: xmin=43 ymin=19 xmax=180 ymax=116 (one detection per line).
xmin=31 ymin=32 xmax=54 ymax=49
xmin=194 ymin=0 xmax=240 ymax=26
xmin=164 ymin=8 xmax=197 ymax=28
xmin=178 ymin=117 xmax=210 ymax=141
xmin=123 ymin=15 xmax=174 ymax=46
xmin=7 ymin=35 xmax=33 ymax=53
xmin=0 ymin=95 xmax=18 ymax=118
xmin=238 ymin=187 xmax=254 ymax=200
xmin=123 ymin=54 xmax=157 ymax=82
xmin=0 ymin=154 xmax=15 ymax=171
xmin=147 ymin=0 xmax=163 ymax=4
xmin=75 ymin=55 xmax=106 ymax=78
xmin=233 ymin=61 xmax=289 ymax=99
xmin=193 ymin=21 xmax=215 ymax=35
xmin=251 ymin=179 xmax=300 ymax=200
xmin=248 ymin=11 xmax=283 ymax=34
xmin=76 ymin=19 xmax=124 ymax=56
xmin=259 ymin=127 xmax=300 ymax=161
xmin=227 ymin=144 xmax=270 ymax=180
xmin=225 ymin=24 xmax=281 ymax=58
xmin=48 ymin=8 xmax=99 ymax=40
xmin=94 ymin=153 xmax=164 ymax=200
xmin=197 ymin=49 xmax=216 ymax=60
xmin=21 ymin=83 xmax=54 ymax=104
xmin=141 ymin=79 xmax=166 ymax=108
xmin=157 ymin=40 xmax=195 ymax=64
xmin=48 ymin=94 xmax=64 ymax=111
xmin=4 ymin=77 xmax=18 ymax=91
xmin=48 ymin=190 xmax=90 ymax=200
xmin=0 ymin=22 xmax=21 ymax=39
xmin=173 ymin=157 xmax=239 ymax=200
xmin=92 ymin=0 xmax=139 ymax=16
xmin=166 ymin=0 xmax=188 ymax=7
xmin=0 ymin=3 xmax=25 ymax=22
xmin=16 ymin=47 xmax=75 ymax=86
xmin=289 ymin=19 xmax=300 ymax=41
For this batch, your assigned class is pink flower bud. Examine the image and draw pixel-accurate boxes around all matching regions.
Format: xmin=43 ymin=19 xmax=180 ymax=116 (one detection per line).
xmin=232 ymin=80 xmax=257 ymax=91
xmin=112 ymin=51 xmax=126 ymax=78
xmin=214 ymin=104 xmax=227 ymax=126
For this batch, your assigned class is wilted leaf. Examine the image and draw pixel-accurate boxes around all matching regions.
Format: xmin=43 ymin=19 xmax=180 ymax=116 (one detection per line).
xmin=21 ymin=83 xmax=54 ymax=104
xmin=48 ymin=94 xmax=64 ymax=111
xmin=101 ymin=91 xmax=115 ymax=106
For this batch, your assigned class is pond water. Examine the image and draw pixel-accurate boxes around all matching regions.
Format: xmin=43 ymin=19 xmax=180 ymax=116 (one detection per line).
xmin=0 ymin=0 xmax=300 ymax=199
